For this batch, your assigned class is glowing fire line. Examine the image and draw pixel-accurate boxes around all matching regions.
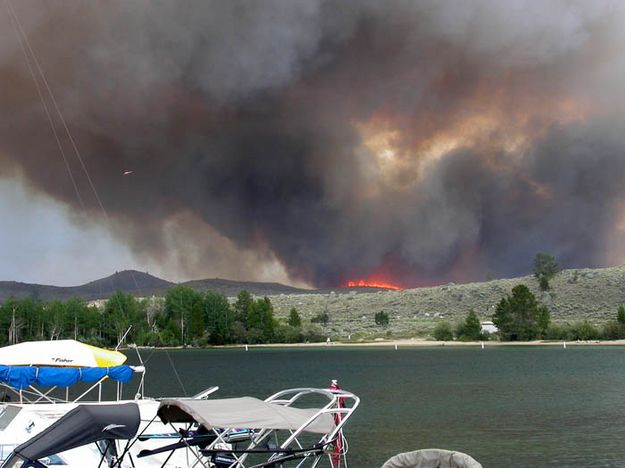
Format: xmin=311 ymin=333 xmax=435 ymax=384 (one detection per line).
xmin=346 ymin=280 xmax=402 ymax=290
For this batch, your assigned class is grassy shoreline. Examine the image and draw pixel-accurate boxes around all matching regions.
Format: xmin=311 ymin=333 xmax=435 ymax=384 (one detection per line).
xmin=130 ymin=338 xmax=625 ymax=350
xmin=233 ymin=339 xmax=625 ymax=348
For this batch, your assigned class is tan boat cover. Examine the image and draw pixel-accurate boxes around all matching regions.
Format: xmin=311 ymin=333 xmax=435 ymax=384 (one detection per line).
xmin=382 ymin=449 xmax=482 ymax=468
xmin=157 ymin=397 xmax=335 ymax=434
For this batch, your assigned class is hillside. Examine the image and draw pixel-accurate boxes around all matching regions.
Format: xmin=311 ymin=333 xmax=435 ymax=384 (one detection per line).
xmin=266 ymin=266 xmax=625 ymax=340
xmin=181 ymin=278 xmax=311 ymax=296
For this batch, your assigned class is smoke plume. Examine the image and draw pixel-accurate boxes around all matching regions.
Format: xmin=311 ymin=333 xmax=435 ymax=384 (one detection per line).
xmin=1 ymin=0 xmax=624 ymax=287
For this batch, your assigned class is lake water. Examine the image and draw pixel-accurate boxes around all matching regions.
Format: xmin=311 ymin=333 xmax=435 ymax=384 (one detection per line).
xmin=127 ymin=346 xmax=625 ymax=467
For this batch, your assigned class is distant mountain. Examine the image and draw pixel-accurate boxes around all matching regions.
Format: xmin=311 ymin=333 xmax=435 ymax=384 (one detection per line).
xmin=76 ymin=270 xmax=174 ymax=298
xmin=0 ymin=281 xmax=70 ymax=303
xmin=0 ymin=271 xmax=174 ymax=302
xmin=0 ymin=270 xmax=313 ymax=301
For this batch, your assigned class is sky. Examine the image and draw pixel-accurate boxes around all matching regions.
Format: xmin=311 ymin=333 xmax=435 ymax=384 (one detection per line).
xmin=0 ymin=178 xmax=137 ymax=285
xmin=1 ymin=0 xmax=625 ymax=288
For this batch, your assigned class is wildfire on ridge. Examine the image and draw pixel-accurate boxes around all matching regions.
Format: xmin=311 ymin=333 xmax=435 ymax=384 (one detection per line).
xmin=346 ymin=280 xmax=403 ymax=291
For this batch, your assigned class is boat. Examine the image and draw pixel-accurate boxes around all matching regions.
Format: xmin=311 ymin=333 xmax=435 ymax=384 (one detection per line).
xmin=143 ymin=385 xmax=359 ymax=467
xmin=0 ymin=339 xmax=217 ymax=467
xmin=0 ymin=340 xmax=360 ymax=467
xmin=2 ymin=385 xmax=359 ymax=467
xmin=1 ymin=402 xmax=141 ymax=468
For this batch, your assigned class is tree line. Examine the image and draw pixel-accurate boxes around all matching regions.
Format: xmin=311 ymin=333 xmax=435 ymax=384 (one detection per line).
xmin=0 ymin=286 xmax=325 ymax=348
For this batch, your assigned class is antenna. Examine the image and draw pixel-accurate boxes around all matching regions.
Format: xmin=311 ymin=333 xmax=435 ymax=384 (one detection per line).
xmin=115 ymin=326 xmax=133 ymax=351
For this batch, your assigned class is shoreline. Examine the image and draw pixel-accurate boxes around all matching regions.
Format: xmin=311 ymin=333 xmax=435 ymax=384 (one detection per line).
xmin=227 ymin=339 xmax=625 ymax=348
xmin=130 ymin=338 xmax=625 ymax=350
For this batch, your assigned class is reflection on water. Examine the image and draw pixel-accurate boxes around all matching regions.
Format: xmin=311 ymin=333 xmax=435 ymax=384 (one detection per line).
xmin=126 ymin=346 xmax=625 ymax=467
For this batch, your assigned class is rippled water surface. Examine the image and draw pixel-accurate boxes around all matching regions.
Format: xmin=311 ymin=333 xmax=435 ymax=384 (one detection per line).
xmin=130 ymin=346 xmax=625 ymax=467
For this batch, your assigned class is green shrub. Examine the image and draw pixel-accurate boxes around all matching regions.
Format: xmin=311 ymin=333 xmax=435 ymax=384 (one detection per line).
xmin=273 ymin=323 xmax=303 ymax=343
xmin=375 ymin=311 xmax=390 ymax=327
xmin=544 ymin=323 xmax=571 ymax=340
xmin=301 ymin=325 xmax=325 ymax=343
xmin=311 ymin=312 xmax=330 ymax=325
xmin=433 ymin=321 xmax=453 ymax=341
xmin=569 ymin=321 xmax=599 ymax=341
xmin=602 ymin=321 xmax=625 ymax=340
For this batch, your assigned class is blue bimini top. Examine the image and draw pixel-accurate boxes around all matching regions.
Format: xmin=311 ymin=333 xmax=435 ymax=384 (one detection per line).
xmin=0 ymin=365 xmax=134 ymax=389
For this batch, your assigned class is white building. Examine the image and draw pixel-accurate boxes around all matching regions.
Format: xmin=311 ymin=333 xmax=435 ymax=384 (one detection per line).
xmin=480 ymin=321 xmax=498 ymax=334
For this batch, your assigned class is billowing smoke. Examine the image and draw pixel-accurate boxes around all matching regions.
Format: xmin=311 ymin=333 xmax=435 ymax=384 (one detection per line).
xmin=1 ymin=0 xmax=624 ymax=287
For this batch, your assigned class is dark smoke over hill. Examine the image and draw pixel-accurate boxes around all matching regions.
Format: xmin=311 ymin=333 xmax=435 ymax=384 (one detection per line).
xmin=1 ymin=1 xmax=625 ymax=287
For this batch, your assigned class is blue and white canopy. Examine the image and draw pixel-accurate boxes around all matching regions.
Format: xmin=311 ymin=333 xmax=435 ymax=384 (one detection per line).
xmin=0 ymin=340 xmax=127 ymax=367
xmin=0 ymin=340 xmax=138 ymax=389
xmin=0 ymin=365 xmax=134 ymax=389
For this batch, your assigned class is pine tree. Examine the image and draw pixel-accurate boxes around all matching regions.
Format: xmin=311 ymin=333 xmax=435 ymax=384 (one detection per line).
xmin=492 ymin=285 xmax=550 ymax=341
xmin=234 ymin=290 xmax=253 ymax=328
xmin=204 ymin=292 xmax=234 ymax=345
xmin=533 ymin=253 xmax=559 ymax=291
xmin=287 ymin=308 xmax=302 ymax=328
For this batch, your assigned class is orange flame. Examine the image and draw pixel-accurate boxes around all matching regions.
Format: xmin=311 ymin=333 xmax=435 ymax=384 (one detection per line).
xmin=346 ymin=280 xmax=403 ymax=290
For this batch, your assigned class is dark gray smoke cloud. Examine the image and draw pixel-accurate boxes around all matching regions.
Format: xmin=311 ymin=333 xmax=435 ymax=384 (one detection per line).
xmin=1 ymin=0 xmax=624 ymax=287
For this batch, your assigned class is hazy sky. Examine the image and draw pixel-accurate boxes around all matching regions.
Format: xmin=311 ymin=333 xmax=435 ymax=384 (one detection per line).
xmin=0 ymin=178 xmax=299 ymax=286
xmin=0 ymin=179 xmax=138 ymax=285
xmin=1 ymin=0 xmax=625 ymax=288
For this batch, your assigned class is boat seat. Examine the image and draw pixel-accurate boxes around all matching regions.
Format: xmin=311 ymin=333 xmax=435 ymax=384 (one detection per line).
xmin=382 ymin=448 xmax=482 ymax=468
